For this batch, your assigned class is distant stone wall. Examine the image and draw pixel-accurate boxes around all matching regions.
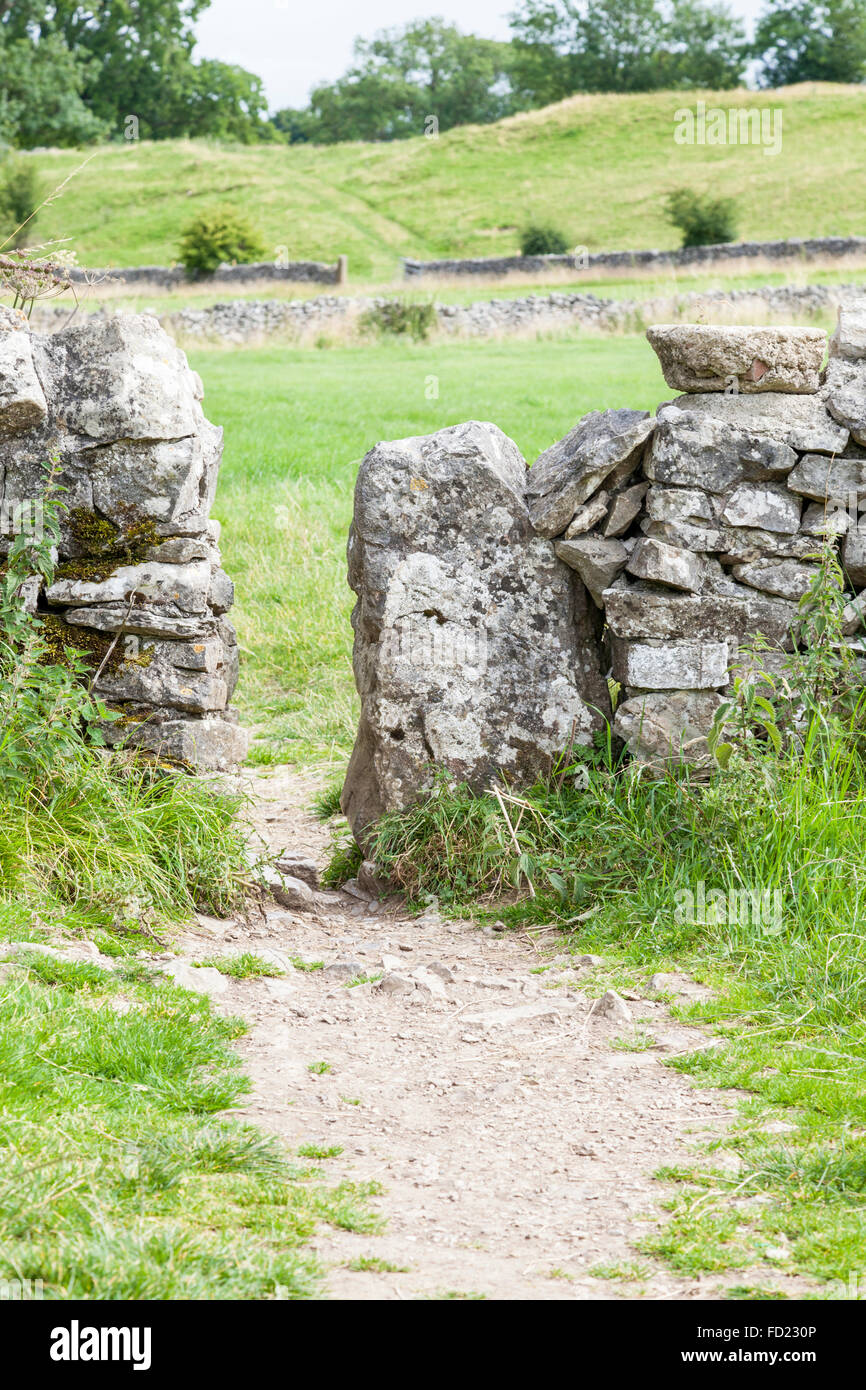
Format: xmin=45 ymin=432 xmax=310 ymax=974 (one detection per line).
xmin=341 ymin=308 xmax=866 ymax=844
xmin=404 ymin=237 xmax=866 ymax=279
xmin=31 ymin=281 xmax=855 ymax=346
xmin=18 ymin=280 xmax=851 ymax=350
xmin=0 ymin=307 xmax=247 ymax=771
xmin=69 ymin=255 xmax=347 ymax=290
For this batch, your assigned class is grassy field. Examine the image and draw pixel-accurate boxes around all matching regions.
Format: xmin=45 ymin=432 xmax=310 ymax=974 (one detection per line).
xmin=17 ymin=83 xmax=866 ymax=280
xmin=199 ymin=334 xmax=667 ymax=763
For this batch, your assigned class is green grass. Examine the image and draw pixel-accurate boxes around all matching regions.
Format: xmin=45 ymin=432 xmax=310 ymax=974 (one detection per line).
xmin=0 ymin=921 xmax=378 ymax=1298
xmin=197 ymin=952 xmax=284 ymax=978
xmin=19 ymin=84 xmax=866 ymax=279
xmin=201 ymin=334 xmax=666 ymax=762
xmin=368 ymin=718 xmax=866 ymax=1291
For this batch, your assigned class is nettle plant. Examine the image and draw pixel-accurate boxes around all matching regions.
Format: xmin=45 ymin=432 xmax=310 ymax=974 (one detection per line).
xmin=0 ymin=459 xmax=115 ymax=790
xmin=709 ymin=544 xmax=865 ymax=767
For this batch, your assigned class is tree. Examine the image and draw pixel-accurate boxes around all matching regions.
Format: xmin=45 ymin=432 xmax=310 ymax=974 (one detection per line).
xmin=508 ymin=0 xmax=747 ymax=101
xmin=753 ymin=0 xmax=866 ymax=85
xmin=0 ymin=30 xmax=107 ymax=148
xmin=0 ymin=2 xmax=269 ymax=144
xmin=294 ymin=19 xmax=517 ymax=143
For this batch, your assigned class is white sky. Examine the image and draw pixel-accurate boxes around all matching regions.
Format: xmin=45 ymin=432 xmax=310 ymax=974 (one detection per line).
xmin=194 ymin=0 xmax=768 ymax=111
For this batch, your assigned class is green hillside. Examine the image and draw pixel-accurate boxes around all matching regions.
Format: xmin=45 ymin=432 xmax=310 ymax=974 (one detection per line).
xmin=15 ymin=83 xmax=866 ymax=280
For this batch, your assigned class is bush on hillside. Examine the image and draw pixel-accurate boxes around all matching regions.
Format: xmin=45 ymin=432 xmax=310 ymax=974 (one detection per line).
xmin=359 ymin=298 xmax=437 ymax=342
xmin=519 ymin=224 xmax=570 ymax=256
xmin=177 ymin=209 xmax=266 ymax=277
xmin=664 ymin=188 xmax=738 ymax=248
xmin=0 ymin=156 xmax=41 ymax=250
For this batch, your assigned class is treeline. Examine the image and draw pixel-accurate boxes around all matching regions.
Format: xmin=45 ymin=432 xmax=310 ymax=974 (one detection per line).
xmin=2 ymin=0 xmax=866 ymax=150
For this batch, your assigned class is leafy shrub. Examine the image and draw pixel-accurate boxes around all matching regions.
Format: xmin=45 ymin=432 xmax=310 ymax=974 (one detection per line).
xmin=520 ymin=224 xmax=570 ymax=256
xmin=359 ymin=298 xmax=437 ymax=342
xmin=177 ymin=208 xmax=266 ymax=276
xmin=0 ymin=155 xmax=41 ymax=250
xmin=664 ymin=188 xmax=738 ymax=248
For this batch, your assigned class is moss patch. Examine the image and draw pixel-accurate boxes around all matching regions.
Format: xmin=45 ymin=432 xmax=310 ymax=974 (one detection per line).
xmin=57 ymin=511 xmax=163 ymax=583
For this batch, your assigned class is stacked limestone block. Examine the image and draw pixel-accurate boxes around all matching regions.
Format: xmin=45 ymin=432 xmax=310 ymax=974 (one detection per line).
xmin=0 ymin=306 xmax=247 ymax=770
xmin=531 ymin=317 xmax=866 ymax=766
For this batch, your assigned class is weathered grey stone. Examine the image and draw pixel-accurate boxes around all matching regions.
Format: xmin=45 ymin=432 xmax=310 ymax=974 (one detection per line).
xmin=830 ymin=304 xmax=866 ymax=362
xmin=625 ymin=536 xmax=703 ymax=592
xmin=731 ymin=558 xmax=817 ymax=601
xmin=613 ymin=690 xmax=724 ymax=766
xmin=646 ymin=409 xmax=796 ymax=492
xmin=36 ymin=314 xmax=201 ymax=442
xmin=642 ymin=517 xmax=816 ymax=562
xmin=525 ymin=409 xmax=653 ymax=537
xmin=342 ymin=421 xmax=609 ymax=844
xmin=645 ymin=485 xmax=718 ymax=525
xmin=274 ymin=855 xmax=320 ymax=889
xmin=564 ymin=492 xmax=609 ymax=538
xmin=602 ymin=481 xmax=649 ymax=537
xmin=64 ymin=605 xmax=211 ymax=640
xmin=646 ymin=324 xmax=825 ymax=394
xmin=92 ymin=636 xmax=232 ymax=714
xmin=592 ymin=989 xmax=633 ymax=1023
xmin=603 ymin=582 xmax=797 ymax=646
xmin=82 ymin=425 xmax=223 ymax=539
xmin=721 ymin=482 xmax=801 ymax=534
xmin=787 ymin=452 xmax=866 ymax=504
xmin=555 ymin=534 xmax=629 ymax=606
xmin=842 ymin=591 xmax=866 ymax=635
xmin=100 ymin=711 xmax=249 ymax=770
xmin=842 ymin=525 xmax=866 ymax=588
xmin=612 ymin=638 xmax=729 ymax=690
xmin=800 ymin=501 xmax=852 ymax=537
xmin=162 ymin=961 xmax=228 ymax=996
xmin=0 ymin=309 xmax=47 ymax=432
xmin=46 ymin=559 xmax=212 ymax=613
xmin=662 ymin=393 xmax=848 ymax=454
xmin=823 ymin=357 xmax=866 ymax=447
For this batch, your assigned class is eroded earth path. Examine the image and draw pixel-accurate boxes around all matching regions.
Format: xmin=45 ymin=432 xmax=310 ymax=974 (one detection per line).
xmin=175 ymin=766 xmax=809 ymax=1301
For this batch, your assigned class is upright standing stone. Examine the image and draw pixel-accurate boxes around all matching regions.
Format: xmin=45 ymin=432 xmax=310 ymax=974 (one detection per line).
xmin=342 ymin=422 xmax=610 ymax=844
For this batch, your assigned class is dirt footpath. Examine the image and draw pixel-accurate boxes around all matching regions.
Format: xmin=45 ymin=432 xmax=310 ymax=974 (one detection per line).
xmin=176 ymin=766 xmax=808 ymax=1301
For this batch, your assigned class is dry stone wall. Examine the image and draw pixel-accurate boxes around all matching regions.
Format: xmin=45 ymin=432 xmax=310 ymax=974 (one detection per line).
xmin=342 ymin=307 xmax=866 ymax=842
xmin=0 ymin=306 xmax=246 ymax=770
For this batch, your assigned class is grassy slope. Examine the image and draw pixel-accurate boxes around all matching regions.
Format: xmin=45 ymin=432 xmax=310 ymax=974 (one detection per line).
xmin=20 ymin=83 xmax=866 ymax=280
xmin=200 ymin=334 xmax=667 ymax=762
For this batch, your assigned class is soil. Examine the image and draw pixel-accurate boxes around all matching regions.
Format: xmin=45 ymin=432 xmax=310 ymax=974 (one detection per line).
xmin=167 ymin=764 xmax=816 ymax=1302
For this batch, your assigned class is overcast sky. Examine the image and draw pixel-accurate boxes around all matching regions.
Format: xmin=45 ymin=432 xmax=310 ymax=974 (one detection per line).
xmin=194 ymin=0 xmax=768 ymax=112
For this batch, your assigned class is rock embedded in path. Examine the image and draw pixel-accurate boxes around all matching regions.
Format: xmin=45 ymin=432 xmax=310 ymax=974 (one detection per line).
xmin=525 ymin=409 xmax=654 ymax=537
xmin=341 ymin=421 xmax=610 ymax=845
xmin=646 ymin=323 xmax=826 ymax=394
xmin=592 ymin=989 xmax=633 ymax=1024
